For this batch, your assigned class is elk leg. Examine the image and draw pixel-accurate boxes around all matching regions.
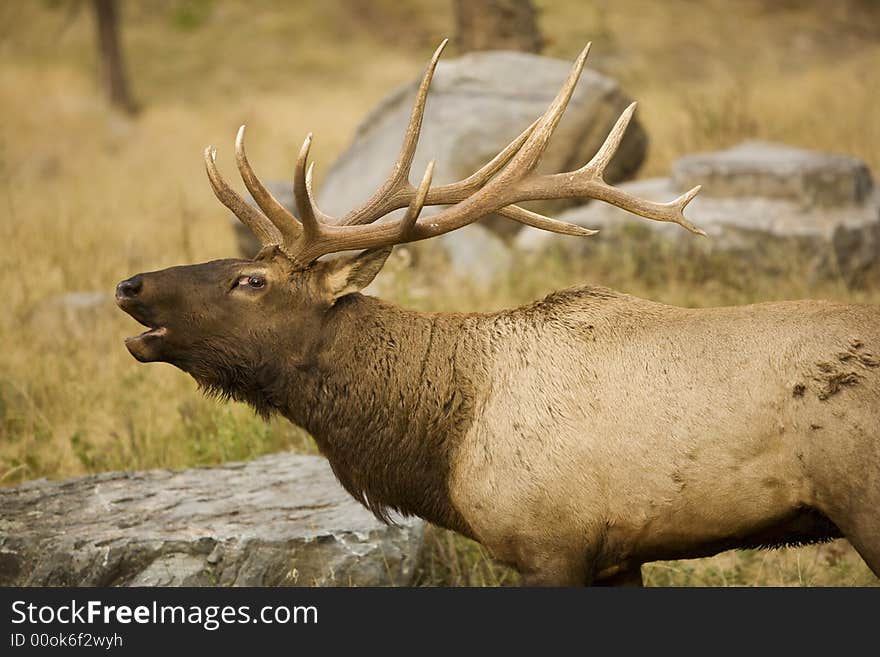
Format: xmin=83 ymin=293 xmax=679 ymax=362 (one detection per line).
xmin=822 ymin=491 xmax=880 ymax=577
xmin=593 ymin=564 xmax=644 ymax=587
xmin=521 ymin=566 xmax=586 ymax=587
xmin=835 ymin=516 xmax=880 ymax=577
xmin=848 ymin=535 xmax=880 ymax=577
xmin=517 ymin=550 xmax=591 ymax=586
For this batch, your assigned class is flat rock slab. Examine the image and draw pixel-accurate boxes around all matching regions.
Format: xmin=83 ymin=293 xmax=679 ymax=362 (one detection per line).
xmin=517 ymin=142 xmax=880 ymax=286
xmin=673 ymin=141 xmax=873 ymax=208
xmin=0 ymin=453 xmax=424 ymax=586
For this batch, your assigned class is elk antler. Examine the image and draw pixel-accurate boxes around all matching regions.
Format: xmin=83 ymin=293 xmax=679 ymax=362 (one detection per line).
xmin=205 ymin=40 xmax=703 ymax=267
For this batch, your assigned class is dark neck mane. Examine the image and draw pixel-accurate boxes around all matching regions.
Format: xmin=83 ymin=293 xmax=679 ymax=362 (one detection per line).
xmin=261 ymin=294 xmax=478 ymax=533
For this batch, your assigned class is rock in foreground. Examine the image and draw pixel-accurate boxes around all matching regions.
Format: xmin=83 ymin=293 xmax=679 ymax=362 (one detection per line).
xmin=0 ymin=453 xmax=424 ymax=586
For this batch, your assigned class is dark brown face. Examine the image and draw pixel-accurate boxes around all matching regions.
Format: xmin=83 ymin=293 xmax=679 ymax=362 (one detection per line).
xmin=115 ymin=246 xmax=391 ymax=393
xmin=116 ymin=250 xmax=310 ymax=368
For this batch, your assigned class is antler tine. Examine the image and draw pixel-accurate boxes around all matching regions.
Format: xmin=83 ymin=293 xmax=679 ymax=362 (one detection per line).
xmin=667 ymin=185 xmax=705 ymax=235
xmin=392 ymin=40 xmax=446 ymax=188
xmin=294 ymin=133 xmax=323 ymax=241
xmin=493 ymin=43 xmax=591 ymax=186
xmin=204 ymin=146 xmax=282 ymax=246
xmin=338 ymin=39 xmax=448 ymax=227
xmin=400 ymin=160 xmax=434 ymax=238
xmin=578 ymin=102 xmax=636 ymax=180
xmin=234 ymin=125 xmax=303 ymax=245
xmin=510 ymin=101 xmax=706 ymax=236
xmin=497 ymin=205 xmax=598 ymax=237
xmin=304 ymin=162 xmax=316 ymax=201
xmin=301 ymin=161 xmax=336 ymax=224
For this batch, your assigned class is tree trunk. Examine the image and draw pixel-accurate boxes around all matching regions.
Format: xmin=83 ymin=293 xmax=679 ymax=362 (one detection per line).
xmin=92 ymin=0 xmax=135 ymax=114
xmin=453 ymin=0 xmax=543 ymax=54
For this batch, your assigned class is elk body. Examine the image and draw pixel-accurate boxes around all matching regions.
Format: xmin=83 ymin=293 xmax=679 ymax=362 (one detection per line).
xmin=116 ymin=43 xmax=880 ymax=585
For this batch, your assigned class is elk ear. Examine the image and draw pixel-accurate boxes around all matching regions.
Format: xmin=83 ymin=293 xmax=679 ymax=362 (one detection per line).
xmin=318 ymin=246 xmax=393 ymax=300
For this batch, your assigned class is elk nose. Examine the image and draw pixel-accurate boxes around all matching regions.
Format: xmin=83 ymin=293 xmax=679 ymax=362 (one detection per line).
xmin=116 ymin=275 xmax=143 ymax=300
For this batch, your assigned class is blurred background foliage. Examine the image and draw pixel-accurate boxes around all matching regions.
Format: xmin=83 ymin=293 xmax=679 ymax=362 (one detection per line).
xmin=1 ymin=0 xmax=878 ymax=585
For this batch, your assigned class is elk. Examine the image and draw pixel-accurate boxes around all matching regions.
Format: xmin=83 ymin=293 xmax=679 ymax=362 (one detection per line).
xmin=116 ymin=42 xmax=880 ymax=586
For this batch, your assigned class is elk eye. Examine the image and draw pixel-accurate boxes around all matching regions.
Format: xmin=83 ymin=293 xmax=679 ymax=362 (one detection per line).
xmin=237 ymin=275 xmax=265 ymax=289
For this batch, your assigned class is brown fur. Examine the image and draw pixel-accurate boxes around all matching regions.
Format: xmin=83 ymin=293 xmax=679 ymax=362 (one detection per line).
xmin=116 ymin=247 xmax=880 ymax=585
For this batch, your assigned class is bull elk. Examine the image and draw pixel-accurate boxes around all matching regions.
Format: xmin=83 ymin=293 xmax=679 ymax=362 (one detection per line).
xmin=116 ymin=42 xmax=879 ymax=586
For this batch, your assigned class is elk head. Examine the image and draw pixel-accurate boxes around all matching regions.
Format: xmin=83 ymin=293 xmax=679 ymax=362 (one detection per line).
xmin=116 ymin=40 xmax=702 ymax=395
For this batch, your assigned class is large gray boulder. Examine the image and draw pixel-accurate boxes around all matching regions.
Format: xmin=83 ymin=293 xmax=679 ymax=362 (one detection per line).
xmin=318 ymin=51 xmax=646 ymax=228
xmin=517 ymin=142 xmax=880 ymax=286
xmin=0 ymin=453 xmax=424 ymax=587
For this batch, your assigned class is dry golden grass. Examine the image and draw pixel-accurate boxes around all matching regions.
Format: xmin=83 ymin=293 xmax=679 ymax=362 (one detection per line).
xmin=1 ymin=0 xmax=878 ymax=585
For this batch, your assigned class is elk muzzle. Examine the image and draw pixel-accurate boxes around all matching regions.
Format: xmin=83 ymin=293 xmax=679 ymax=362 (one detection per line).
xmin=116 ymin=273 xmax=169 ymax=362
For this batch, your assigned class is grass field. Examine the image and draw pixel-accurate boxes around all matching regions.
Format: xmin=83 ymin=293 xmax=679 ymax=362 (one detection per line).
xmin=1 ymin=0 xmax=878 ymax=586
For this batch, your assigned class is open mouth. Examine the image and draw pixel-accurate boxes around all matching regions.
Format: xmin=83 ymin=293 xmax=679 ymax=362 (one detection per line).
xmin=116 ymin=296 xmax=168 ymax=353
xmin=124 ymin=325 xmax=168 ymax=344
xmin=119 ymin=313 xmax=168 ymax=362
